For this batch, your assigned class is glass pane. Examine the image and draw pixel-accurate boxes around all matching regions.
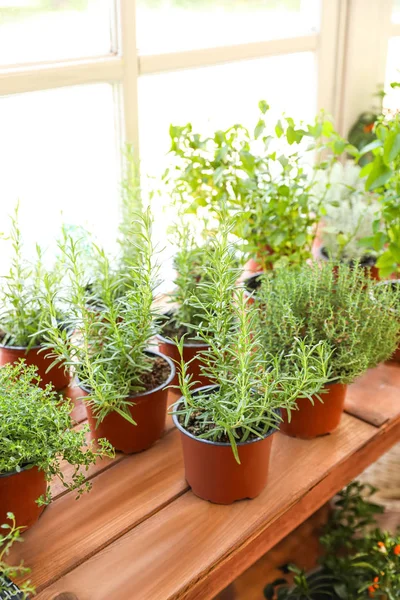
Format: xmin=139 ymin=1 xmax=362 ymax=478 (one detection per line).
xmin=393 ymin=0 xmax=400 ymax=23
xmin=0 ymin=84 xmax=120 ymax=272
xmin=384 ymin=37 xmax=400 ymax=111
xmin=0 ymin=0 xmax=114 ymax=66
xmin=136 ymin=0 xmax=321 ymax=54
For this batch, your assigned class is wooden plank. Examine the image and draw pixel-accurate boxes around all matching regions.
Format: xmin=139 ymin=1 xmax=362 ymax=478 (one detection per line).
xmin=35 ymin=413 xmax=394 ymax=600
xmin=11 ymin=428 xmax=187 ymax=594
xmin=345 ymin=363 xmax=400 ymax=427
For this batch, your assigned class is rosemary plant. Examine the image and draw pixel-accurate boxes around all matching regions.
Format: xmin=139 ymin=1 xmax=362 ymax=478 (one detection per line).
xmin=0 ymin=513 xmax=34 ymax=599
xmin=42 ymin=210 xmax=164 ymax=425
xmin=174 ymin=229 xmax=332 ymax=462
xmin=0 ymin=362 xmax=113 ymax=504
xmin=256 ymin=261 xmax=400 ymax=384
xmin=0 ymin=205 xmax=64 ymax=348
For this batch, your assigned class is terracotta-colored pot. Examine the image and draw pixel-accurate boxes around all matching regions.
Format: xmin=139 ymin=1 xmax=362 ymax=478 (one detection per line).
xmin=319 ymin=247 xmax=380 ymax=281
xmin=280 ymin=383 xmax=347 ymax=439
xmin=372 ymin=280 xmax=400 ymax=363
xmin=156 ymin=334 xmax=211 ymax=389
xmin=242 ymin=246 xmax=274 ymax=280
xmin=80 ymin=350 xmax=175 ymax=454
xmin=0 ymin=344 xmax=70 ymax=391
xmin=173 ymin=387 xmax=278 ymax=504
xmin=0 ymin=466 xmax=47 ymax=529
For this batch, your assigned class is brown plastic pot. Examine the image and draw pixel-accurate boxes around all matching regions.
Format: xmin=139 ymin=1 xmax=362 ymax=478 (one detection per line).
xmin=280 ymin=382 xmax=347 ymax=439
xmin=80 ymin=350 xmax=175 ymax=454
xmin=156 ymin=334 xmax=211 ymax=389
xmin=0 ymin=344 xmax=70 ymax=390
xmin=0 ymin=466 xmax=47 ymax=529
xmin=173 ymin=387 xmax=278 ymax=504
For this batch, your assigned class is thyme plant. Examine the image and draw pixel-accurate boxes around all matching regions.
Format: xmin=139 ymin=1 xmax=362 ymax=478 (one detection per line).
xmin=42 ymin=210 xmax=164 ymax=425
xmin=0 ymin=362 xmax=113 ymax=504
xmin=0 ymin=205 xmax=64 ymax=348
xmin=256 ymin=261 xmax=400 ymax=384
xmin=165 ymin=101 xmax=355 ymax=270
xmin=0 ymin=513 xmax=35 ymax=599
xmin=265 ymin=482 xmax=400 ymax=600
xmin=174 ymin=229 xmax=332 ymax=462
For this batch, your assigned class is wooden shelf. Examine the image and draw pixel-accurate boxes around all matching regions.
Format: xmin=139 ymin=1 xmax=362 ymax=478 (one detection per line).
xmin=10 ymin=363 xmax=400 ymax=600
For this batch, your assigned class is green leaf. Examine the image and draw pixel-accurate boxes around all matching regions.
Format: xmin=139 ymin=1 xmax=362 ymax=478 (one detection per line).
xmin=333 ymin=140 xmax=346 ymax=155
xmin=383 ymin=132 xmax=400 ymax=164
xmin=275 ymin=121 xmax=283 ymax=138
xmin=295 ymin=232 xmax=307 ymax=247
xmin=259 ymin=100 xmax=270 ymax=114
xmin=365 ymin=156 xmax=393 ymax=190
xmin=254 ymin=119 xmax=265 ymax=139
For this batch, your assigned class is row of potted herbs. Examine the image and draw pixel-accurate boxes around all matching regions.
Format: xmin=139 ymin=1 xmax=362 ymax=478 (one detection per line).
xmin=0 ymin=212 xmax=399 ymax=525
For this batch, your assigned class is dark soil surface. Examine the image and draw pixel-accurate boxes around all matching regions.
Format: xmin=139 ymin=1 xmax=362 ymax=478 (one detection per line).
xmin=244 ymin=274 xmax=262 ymax=293
xmin=178 ymin=410 xmax=267 ymax=443
xmin=161 ymin=322 xmax=203 ymax=344
xmin=140 ymin=356 xmax=171 ymax=392
xmin=320 ymin=247 xmax=376 ymax=268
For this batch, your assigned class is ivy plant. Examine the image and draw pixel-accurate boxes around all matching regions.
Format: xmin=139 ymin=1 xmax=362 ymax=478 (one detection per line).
xmin=0 ymin=362 xmax=113 ymax=504
xmin=0 ymin=512 xmax=35 ymax=599
xmin=173 ymin=226 xmax=332 ymax=462
xmin=164 ymin=101 xmax=356 ymax=270
xmin=256 ymin=261 xmax=400 ymax=384
xmin=357 ymin=85 xmax=400 ymax=277
xmin=0 ymin=204 xmax=65 ymax=348
xmin=42 ymin=210 xmax=164 ymax=425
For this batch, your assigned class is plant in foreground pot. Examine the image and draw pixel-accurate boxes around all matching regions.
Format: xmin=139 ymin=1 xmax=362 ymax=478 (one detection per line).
xmin=0 ymin=361 xmax=113 ymax=529
xmin=0 ymin=205 xmax=70 ymax=390
xmin=264 ymin=482 xmax=400 ymax=600
xmin=171 ymin=228 xmax=332 ymax=504
xmin=157 ymin=221 xmax=216 ymax=390
xmin=315 ymin=161 xmax=382 ymax=278
xmin=43 ymin=210 xmax=175 ymax=454
xmin=0 ymin=512 xmax=35 ymax=599
xmin=255 ymin=261 xmax=400 ymax=439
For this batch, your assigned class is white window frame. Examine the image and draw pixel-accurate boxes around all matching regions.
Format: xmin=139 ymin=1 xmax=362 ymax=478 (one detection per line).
xmin=0 ymin=0 xmax=397 ymax=170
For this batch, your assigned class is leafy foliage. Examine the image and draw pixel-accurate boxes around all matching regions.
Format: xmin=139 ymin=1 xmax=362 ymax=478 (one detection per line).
xmin=256 ymin=261 xmax=400 ymax=384
xmin=358 ymin=92 xmax=400 ymax=277
xmin=316 ymin=162 xmax=381 ymax=263
xmin=0 ymin=204 xmax=65 ymax=348
xmin=0 ymin=362 xmax=113 ymax=504
xmin=173 ymin=227 xmax=332 ymax=462
xmin=265 ymin=483 xmax=400 ymax=600
xmin=0 ymin=512 xmax=35 ymax=599
xmin=164 ymin=101 xmax=355 ymax=270
xmin=42 ymin=210 xmax=164 ymax=425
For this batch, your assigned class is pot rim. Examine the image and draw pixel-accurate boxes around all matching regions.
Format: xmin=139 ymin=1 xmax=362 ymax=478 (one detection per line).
xmin=172 ymin=385 xmax=279 ymax=447
xmin=156 ymin=333 xmax=209 ymax=349
xmin=0 ymin=326 xmax=73 ymax=352
xmin=242 ymin=273 xmax=263 ymax=297
xmin=0 ymin=464 xmax=36 ymax=478
xmin=78 ymin=348 xmax=176 ymax=399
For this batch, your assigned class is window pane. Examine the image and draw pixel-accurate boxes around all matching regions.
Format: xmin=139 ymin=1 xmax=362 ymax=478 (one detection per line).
xmin=139 ymin=52 xmax=317 ymax=179
xmin=393 ymin=0 xmax=400 ymax=23
xmin=0 ymin=0 xmax=114 ymax=66
xmin=0 ymin=84 xmax=120 ymax=269
xmin=384 ymin=37 xmax=400 ymax=111
xmin=136 ymin=0 xmax=321 ymax=54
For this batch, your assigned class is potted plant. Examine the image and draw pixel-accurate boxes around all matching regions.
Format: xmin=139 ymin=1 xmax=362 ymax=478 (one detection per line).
xmin=43 ymin=210 xmax=176 ymax=454
xmin=0 ymin=206 xmax=71 ymax=391
xmin=255 ymin=261 xmax=400 ymax=439
xmin=171 ymin=228 xmax=331 ymax=504
xmin=0 ymin=361 xmax=112 ymax=529
xmin=0 ymin=512 xmax=35 ymax=599
xmin=372 ymin=279 xmax=400 ymax=362
xmin=358 ymin=93 xmax=400 ymax=279
xmin=314 ymin=161 xmax=382 ymax=279
xmin=264 ymin=482 xmax=400 ymax=600
xmin=165 ymin=101 xmax=355 ymax=275
xmin=157 ymin=222 xmax=214 ymax=390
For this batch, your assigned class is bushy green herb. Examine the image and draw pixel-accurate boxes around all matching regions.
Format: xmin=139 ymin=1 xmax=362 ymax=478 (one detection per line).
xmin=265 ymin=482 xmax=400 ymax=600
xmin=316 ymin=162 xmax=381 ymax=263
xmin=42 ymin=210 xmax=164 ymax=425
xmin=358 ymin=93 xmax=400 ymax=277
xmin=0 ymin=512 xmax=35 ymax=599
xmin=165 ymin=101 xmax=355 ymax=270
xmin=256 ymin=261 xmax=400 ymax=384
xmin=0 ymin=205 xmax=64 ymax=348
xmin=174 ymin=228 xmax=332 ymax=462
xmin=0 ymin=362 xmax=113 ymax=504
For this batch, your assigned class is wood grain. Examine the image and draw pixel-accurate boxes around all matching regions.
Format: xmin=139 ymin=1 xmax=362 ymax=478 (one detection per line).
xmin=345 ymin=363 xmax=400 ymax=427
xmin=11 ymin=429 xmax=187 ymax=593
xmin=36 ymin=414 xmax=388 ymax=600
